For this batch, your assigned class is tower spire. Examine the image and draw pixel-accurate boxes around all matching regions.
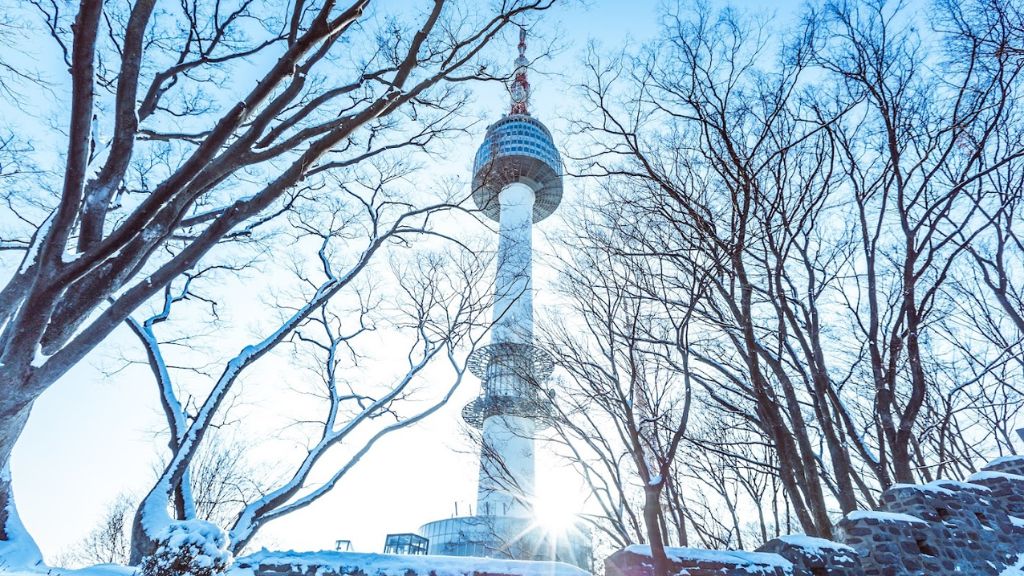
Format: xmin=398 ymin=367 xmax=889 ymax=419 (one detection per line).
xmin=510 ymin=26 xmax=530 ymax=115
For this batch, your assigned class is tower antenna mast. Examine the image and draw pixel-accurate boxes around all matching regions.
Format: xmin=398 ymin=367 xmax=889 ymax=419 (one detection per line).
xmin=510 ymin=26 xmax=530 ymax=115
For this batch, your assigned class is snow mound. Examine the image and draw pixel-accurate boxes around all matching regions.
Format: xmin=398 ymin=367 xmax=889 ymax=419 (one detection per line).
xmin=141 ymin=520 xmax=232 ymax=576
xmin=233 ymin=550 xmax=589 ymax=576
xmin=0 ymin=564 xmax=137 ymax=576
xmin=929 ymin=479 xmax=991 ymax=492
xmin=970 ymin=471 xmax=1024 ymax=483
xmin=0 ymin=465 xmax=43 ymax=570
xmin=622 ymin=545 xmax=792 ymax=573
xmin=775 ymin=534 xmax=855 ymax=553
xmin=891 ymin=482 xmax=957 ymax=495
xmin=986 ymin=455 xmax=1024 ymax=468
xmin=845 ymin=511 xmax=927 ymax=524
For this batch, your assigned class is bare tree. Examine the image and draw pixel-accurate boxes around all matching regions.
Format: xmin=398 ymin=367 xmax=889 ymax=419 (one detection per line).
xmin=124 ymin=182 xmax=493 ymax=560
xmin=0 ymin=135 xmax=40 ymax=253
xmin=57 ymin=494 xmax=134 ymax=568
xmin=59 ymin=434 xmax=265 ymax=569
xmin=811 ymin=0 xmax=1024 ymax=486
xmin=541 ymin=203 xmax=698 ymax=576
xmin=569 ymin=5 xmax=844 ymax=537
xmin=0 ymin=10 xmax=47 ymax=105
xmin=186 ymin=436 xmax=270 ymax=531
xmin=0 ymin=0 xmax=556 ymax=556
xmin=562 ymin=0 xmax=1024 ymax=541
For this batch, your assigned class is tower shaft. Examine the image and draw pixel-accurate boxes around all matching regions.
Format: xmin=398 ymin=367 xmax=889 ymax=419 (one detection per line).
xmin=477 ymin=182 xmax=537 ymax=517
xmin=493 ymin=182 xmax=535 ymax=345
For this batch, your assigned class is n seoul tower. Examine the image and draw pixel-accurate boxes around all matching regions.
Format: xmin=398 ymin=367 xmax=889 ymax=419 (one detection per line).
xmin=417 ymin=27 xmax=588 ymax=567
xmin=460 ymin=24 xmax=562 ymax=520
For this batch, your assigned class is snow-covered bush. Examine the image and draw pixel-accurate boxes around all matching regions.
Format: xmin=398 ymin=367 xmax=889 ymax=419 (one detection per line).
xmin=139 ymin=520 xmax=232 ymax=576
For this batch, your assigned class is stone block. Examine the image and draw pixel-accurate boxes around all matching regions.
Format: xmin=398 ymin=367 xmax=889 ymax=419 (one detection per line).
xmin=971 ymin=467 xmax=1024 ymax=519
xmin=983 ymin=456 xmax=1024 ymax=478
xmin=756 ymin=535 xmax=863 ymax=575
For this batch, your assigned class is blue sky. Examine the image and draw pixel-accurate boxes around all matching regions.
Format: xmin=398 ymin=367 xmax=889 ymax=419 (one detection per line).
xmin=5 ymin=0 xmax=811 ymax=562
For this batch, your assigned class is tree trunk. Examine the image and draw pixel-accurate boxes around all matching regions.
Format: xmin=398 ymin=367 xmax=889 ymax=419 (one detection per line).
xmin=128 ymin=502 xmax=155 ymax=565
xmin=0 ymin=464 xmax=43 ymax=568
xmin=0 ymin=399 xmax=32 ymax=480
xmin=0 ymin=399 xmax=38 ymax=554
xmin=643 ymin=485 xmax=670 ymax=576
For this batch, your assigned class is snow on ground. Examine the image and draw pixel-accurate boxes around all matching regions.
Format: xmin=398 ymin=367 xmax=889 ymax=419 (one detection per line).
xmin=622 ymin=544 xmax=792 ymax=573
xmin=845 ymin=510 xmax=927 ymax=524
xmin=0 ymin=465 xmax=43 ymax=571
xmin=0 ymin=564 xmax=136 ymax=576
xmin=4 ymin=547 xmax=1024 ymax=576
xmin=231 ymin=550 xmax=591 ymax=576
xmin=0 ymin=548 xmax=592 ymax=576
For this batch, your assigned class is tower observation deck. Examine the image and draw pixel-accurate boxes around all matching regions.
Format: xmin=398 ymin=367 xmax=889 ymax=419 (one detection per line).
xmin=417 ymin=27 xmax=590 ymax=570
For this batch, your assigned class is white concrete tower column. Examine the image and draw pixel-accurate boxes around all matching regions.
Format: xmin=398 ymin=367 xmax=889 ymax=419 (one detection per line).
xmin=476 ymin=182 xmax=537 ymax=517
xmin=492 ymin=182 xmax=535 ymax=344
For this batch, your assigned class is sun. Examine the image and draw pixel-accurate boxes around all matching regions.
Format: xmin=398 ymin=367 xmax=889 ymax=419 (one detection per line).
xmin=531 ymin=487 xmax=581 ymax=535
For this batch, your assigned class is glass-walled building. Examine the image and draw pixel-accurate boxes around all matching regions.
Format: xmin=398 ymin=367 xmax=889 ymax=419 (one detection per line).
xmin=383 ymin=533 xmax=429 ymax=555
xmin=418 ymin=516 xmax=592 ymax=571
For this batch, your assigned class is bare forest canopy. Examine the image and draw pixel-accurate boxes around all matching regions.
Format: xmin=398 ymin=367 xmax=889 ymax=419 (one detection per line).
xmin=0 ymin=0 xmax=1022 ymax=574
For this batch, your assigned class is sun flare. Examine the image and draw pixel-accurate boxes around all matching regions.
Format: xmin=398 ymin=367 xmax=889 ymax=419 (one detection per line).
xmin=531 ymin=489 xmax=581 ymax=535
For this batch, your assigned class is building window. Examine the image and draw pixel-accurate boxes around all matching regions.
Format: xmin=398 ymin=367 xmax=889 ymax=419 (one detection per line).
xmin=383 ymin=533 xmax=429 ymax=555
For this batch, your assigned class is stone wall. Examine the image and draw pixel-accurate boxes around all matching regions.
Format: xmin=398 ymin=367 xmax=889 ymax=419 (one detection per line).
xmin=605 ymin=456 xmax=1024 ymax=576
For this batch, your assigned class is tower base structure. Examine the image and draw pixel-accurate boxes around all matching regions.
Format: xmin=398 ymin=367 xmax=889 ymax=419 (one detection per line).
xmin=418 ymin=515 xmax=592 ymax=570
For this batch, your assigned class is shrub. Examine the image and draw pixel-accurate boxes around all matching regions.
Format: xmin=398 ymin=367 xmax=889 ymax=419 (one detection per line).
xmin=139 ymin=520 xmax=232 ymax=576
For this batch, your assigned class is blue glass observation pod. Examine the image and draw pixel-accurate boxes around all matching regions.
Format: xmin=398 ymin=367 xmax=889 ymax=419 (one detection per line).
xmin=471 ymin=114 xmax=564 ymax=223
